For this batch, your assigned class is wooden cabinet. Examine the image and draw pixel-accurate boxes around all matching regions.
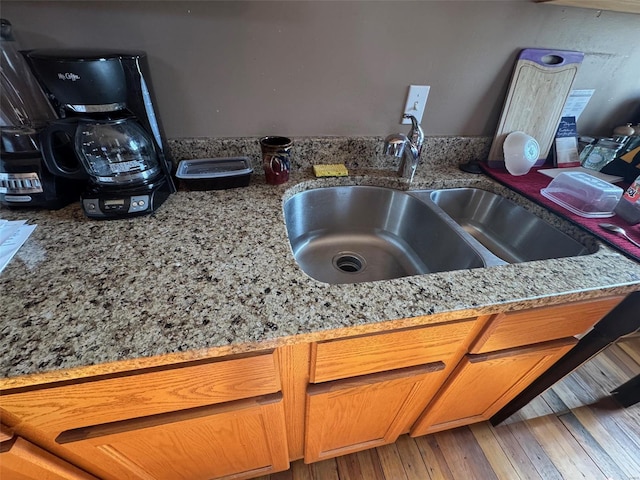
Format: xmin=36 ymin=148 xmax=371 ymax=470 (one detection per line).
xmin=0 ymin=295 xmax=626 ymax=476
xmin=57 ymin=394 xmax=289 ymax=480
xmin=1 ymin=351 xmax=289 ymax=480
xmin=411 ymin=296 xmax=621 ymax=437
xmin=305 ymin=363 xmax=445 ymax=463
xmin=304 ymin=320 xmax=477 ymax=462
xmin=1 ymin=425 xmax=97 ymax=480
xmin=410 ymin=339 xmax=576 ymax=436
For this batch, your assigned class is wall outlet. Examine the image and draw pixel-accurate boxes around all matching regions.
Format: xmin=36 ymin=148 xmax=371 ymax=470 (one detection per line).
xmin=402 ymin=85 xmax=430 ymax=124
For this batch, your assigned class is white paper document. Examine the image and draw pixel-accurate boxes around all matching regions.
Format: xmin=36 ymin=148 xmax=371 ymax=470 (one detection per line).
xmin=0 ymin=220 xmax=37 ymax=274
xmin=562 ymin=89 xmax=595 ymax=120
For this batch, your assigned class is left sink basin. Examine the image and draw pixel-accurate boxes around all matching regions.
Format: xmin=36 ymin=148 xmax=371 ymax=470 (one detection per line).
xmin=283 ymin=186 xmax=485 ymax=284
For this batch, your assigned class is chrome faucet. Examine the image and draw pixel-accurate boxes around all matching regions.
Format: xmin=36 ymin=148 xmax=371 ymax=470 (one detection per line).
xmin=383 ymin=114 xmax=425 ymax=184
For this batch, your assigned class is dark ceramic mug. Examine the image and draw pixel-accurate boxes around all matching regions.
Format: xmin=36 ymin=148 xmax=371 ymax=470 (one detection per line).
xmin=260 ymin=136 xmax=292 ymax=185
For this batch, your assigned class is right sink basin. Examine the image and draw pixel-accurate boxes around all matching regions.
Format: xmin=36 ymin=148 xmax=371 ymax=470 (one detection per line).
xmin=423 ymin=187 xmax=590 ymax=263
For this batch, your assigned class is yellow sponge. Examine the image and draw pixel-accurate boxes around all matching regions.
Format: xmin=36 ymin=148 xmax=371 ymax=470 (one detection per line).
xmin=313 ymin=164 xmax=349 ymax=177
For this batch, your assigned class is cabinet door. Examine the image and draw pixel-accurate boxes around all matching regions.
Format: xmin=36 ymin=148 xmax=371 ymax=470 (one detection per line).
xmin=305 ymin=363 xmax=445 ymax=463
xmin=1 ymin=434 xmax=97 ymax=480
xmin=58 ymin=393 xmax=289 ymax=480
xmin=411 ymin=338 xmax=576 ymax=436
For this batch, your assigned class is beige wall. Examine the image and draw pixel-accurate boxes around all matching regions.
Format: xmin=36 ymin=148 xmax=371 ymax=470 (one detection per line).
xmin=3 ymin=1 xmax=640 ymax=139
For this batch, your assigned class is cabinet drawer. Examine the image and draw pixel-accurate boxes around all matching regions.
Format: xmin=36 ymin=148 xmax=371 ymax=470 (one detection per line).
xmin=311 ymin=319 xmax=475 ymax=383
xmin=57 ymin=393 xmax=290 ymax=480
xmin=469 ymin=296 xmax=621 ymax=354
xmin=1 ymin=351 xmax=281 ymax=435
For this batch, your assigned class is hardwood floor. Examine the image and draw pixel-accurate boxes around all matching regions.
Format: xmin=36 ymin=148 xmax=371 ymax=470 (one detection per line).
xmin=260 ymin=336 xmax=640 ymax=480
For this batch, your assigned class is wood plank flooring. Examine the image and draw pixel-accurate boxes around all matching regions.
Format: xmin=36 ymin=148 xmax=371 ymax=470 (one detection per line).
xmin=259 ymin=337 xmax=640 ymax=480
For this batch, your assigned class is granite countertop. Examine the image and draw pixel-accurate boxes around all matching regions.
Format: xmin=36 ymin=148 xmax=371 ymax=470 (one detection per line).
xmin=3 ymin=137 xmax=640 ymax=388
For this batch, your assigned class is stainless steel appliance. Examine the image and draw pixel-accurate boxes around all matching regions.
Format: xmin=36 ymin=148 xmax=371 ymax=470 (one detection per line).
xmin=0 ymin=19 xmax=83 ymax=209
xmin=27 ymin=48 xmax=176 ymax=219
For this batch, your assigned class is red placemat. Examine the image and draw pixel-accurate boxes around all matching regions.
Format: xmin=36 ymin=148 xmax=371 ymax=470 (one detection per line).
xmin=480 ymin=164 xmax=640 ymax=262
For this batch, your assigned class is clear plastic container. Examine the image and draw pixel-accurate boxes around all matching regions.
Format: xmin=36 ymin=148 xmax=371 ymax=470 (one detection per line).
xmin=540 ymin=171 xmax=624 ymax=218
xmin=614 ymin=175 xmax=640 ymax=225
xmin=580 ymin=138 xmax=624 ymax=171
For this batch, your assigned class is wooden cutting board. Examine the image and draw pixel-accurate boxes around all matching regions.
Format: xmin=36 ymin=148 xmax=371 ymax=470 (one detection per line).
xmin=488 ymin=48 xmax=584 ymax=168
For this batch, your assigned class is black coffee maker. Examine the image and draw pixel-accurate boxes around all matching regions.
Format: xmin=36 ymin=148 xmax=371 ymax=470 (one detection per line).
xmin=26 ymin=49 xmax=176 ymax=219
xmin=0 ymin=19 xmax=83 ymax=209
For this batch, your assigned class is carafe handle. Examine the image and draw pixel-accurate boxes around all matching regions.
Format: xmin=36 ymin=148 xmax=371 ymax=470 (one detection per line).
xmin=40 ymin=119 xmax=88 ymax=180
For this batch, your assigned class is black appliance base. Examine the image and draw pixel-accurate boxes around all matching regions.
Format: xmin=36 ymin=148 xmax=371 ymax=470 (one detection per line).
xmin=81 ymin=177 xmax=172 ymax=220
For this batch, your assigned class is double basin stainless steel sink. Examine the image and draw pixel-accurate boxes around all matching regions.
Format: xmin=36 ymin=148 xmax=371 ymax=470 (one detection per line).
xmin=283 ymin=186 xmax=591 ymax=284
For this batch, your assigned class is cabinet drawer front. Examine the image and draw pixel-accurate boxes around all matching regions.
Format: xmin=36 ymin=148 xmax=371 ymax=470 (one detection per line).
xmin=1 ymin=352 xmax=281 ymax=434
xmin=311 ymin=320 xmax=475 ymax=383
xmin=60 ymin=394 xmax=289 ymax=480
xmin=469 ymin=296 xmax=621 ymax=354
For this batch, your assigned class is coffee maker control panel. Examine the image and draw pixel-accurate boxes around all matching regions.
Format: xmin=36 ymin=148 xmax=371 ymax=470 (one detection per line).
xmin=82 ymin=194 xmax=151 ymax=218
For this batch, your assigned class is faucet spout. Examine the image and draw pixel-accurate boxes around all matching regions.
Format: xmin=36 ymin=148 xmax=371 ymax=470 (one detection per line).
xmin=404 ymin=114 xmax=424 ymax=156
xmin=383 ymin=114 xmax=424 ymax=184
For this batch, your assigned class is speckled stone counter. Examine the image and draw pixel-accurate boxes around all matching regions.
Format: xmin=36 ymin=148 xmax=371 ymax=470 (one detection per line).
xmin=2 ymin=136 xmax=640 ymax=388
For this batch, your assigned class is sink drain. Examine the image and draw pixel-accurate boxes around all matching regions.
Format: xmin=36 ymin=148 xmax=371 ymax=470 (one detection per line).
xmin=333 ymin=252 xmax=366 ymax=274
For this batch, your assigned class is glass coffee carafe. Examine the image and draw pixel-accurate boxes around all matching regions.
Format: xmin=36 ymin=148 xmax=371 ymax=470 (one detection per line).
xmin=40 ymin=116 xmax=162 ymax=187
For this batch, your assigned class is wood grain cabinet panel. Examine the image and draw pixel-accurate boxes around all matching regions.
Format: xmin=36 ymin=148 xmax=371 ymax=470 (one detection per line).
xmin=1 ymin=351 xmax=284 ymax=480
xmin=1 ymin=352 xmax=281 ymax=435
xmin=468 ymin=296 xmax=621 ymax=354
xmin=411 ymin=338 xmax=576 ymax=436
xmin=311 ymin=319 xmax=475 ymax=383
xmin=305 ymin=363 xmax=446 ymax=463
xmin=1 ymin=427 xmax=97 ymax=480
xmin=57 ymin=394 xmax=289 ymax=480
